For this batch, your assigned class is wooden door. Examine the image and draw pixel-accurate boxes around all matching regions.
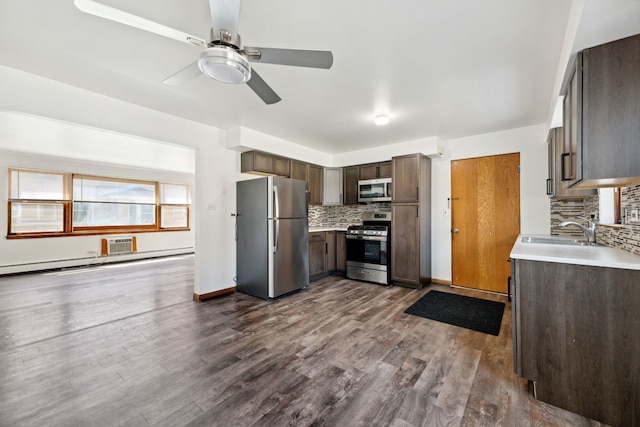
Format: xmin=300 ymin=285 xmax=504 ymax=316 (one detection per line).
xmin=451 ymin=153 xmax=520 ymax=293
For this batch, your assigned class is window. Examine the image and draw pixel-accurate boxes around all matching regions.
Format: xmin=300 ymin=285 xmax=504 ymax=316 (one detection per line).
xmin=7 ymin=168 xmax=190 ymax=238
xmin=599 ymin=187 xmax=622 ymax=225
xmin=73 ymin=176 xmax=157 ymax=230
xmin=8 ymin=169 xmax=70 ymax=235
xmin=159 ymin=183 xmax=190 ymax=229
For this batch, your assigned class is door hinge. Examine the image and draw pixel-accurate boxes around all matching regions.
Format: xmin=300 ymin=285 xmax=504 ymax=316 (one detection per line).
xmin=517 ymin=165 xmax=521 ymax=173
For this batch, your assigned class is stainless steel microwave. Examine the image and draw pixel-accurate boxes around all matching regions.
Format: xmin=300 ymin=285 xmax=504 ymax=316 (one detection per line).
xmin=358 ymin=178 xmax=392 ymax=203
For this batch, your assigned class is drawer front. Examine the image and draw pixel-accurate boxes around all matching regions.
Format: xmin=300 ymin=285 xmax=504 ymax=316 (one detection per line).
xmin=309 ymin=232 xmax=326 ymax=243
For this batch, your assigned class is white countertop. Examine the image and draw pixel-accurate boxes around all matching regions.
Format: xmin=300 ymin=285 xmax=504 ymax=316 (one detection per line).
xmin=510 ymin=234 xmax=640 ymax=270
xmin=309 ymin=226 xmax=350 ymax=232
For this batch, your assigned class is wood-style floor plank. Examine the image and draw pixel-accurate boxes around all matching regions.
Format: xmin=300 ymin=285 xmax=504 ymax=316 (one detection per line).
xmin=0 ymin=255 xmax=609 ymax=426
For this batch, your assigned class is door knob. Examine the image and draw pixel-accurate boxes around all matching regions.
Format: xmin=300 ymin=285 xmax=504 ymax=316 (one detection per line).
xmin=452 ymin=228 xmax=460 ymax=233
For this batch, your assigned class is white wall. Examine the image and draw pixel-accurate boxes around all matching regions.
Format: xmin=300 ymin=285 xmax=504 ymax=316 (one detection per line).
xmin=226 ymin=126 xmax=332 ymax=166
xmin=0 ymin=66 xmax=243 ymax=295
xmin=0 ymin=112 xmax=196 ymax=274
xmin=226 ymin=126 xmax=445 ymax=167
xmin=332 ymin=136 xmax=444 ymax=166
xmin=430 ymin=124 xmax=550 ymax=282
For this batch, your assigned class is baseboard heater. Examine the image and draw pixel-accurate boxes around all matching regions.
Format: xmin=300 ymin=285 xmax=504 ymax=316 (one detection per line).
xmin=101 ymin=236 xmax=137 ymax=256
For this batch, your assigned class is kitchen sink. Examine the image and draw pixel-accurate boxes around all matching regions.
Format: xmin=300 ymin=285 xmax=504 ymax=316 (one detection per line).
xmin=521 ymin=236 xmax=599 ymax=246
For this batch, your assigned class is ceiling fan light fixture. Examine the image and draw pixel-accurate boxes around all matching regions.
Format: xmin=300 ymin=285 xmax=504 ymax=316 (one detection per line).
xmin=198 ymin=46 xmax=251 ymax=84
xmin=374 ymin=114 xmax=390 ymax=126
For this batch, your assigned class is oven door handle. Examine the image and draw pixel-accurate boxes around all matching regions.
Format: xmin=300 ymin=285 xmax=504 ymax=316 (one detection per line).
xmin=346 ymin=235 xmax=387 ymax=242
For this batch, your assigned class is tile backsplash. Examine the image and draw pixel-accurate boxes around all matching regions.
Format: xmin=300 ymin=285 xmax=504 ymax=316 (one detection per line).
xmin=309 ymin=203 xmax=391 ymax=227
xmin=550 ymin=183 xmax=640 ymax=255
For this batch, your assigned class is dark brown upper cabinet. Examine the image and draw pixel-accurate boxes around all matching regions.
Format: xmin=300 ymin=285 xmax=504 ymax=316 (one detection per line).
xmin=392 ymin=154 xmax=421 ymax=203
xmin=547 ymin=127 xmax=595 ymax=198
xmin=343 ymin=166 xmax=360 ymax=205
xmin=290 ymin=160 xmax=308 ymax=181
xmin=359 ymin=161 xmax=392 ymax=180
xmin=241 ymin=151 xmax=290 ymax=177
xmin=308 ymin=164 xmax=324 ymax=205
xmin=564 ymin=33 xmax=640 ymax=188
xmin=240 ymin=151 xmax=290 ymax=177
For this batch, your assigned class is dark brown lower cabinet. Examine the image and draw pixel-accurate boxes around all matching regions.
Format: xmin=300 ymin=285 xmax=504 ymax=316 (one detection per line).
xmin=309 ymin=230 xmax=344 ymax=281
xmin=326 ymin=231 xmax=336 ymax=272
xmin=391 ymin=204 xmax=420 ymax=287
xmin=336 ymin=231 xmax=346 ymax=272
xmin=512 ymin=258 xmax=640 ymax=427
xmin=308 ymin=232 xmax=327 ymax=279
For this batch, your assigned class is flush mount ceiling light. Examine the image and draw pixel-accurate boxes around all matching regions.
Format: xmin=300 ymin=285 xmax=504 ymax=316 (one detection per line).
xmin=373 ymin=114 xmax=390 ymax=126
xmin=198 ymin=46 xmax=251 ymax=84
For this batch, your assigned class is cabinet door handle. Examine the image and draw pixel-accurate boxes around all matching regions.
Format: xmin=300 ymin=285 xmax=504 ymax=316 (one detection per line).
xmin=416 ymin=187 xmax=419 ymax=200
xmin=561 ymin=153 xmax=570 ymax=181
xmin=546 ymin=178 xmax=553 ymax=195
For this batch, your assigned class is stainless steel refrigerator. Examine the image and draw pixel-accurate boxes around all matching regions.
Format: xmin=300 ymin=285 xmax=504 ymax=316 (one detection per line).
xmin=236 ymin=176 xmax=309 ymax=299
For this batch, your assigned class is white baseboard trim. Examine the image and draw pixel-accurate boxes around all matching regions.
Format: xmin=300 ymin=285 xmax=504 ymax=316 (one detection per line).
xmin=0 ymin=247 xmax=194 ymax=275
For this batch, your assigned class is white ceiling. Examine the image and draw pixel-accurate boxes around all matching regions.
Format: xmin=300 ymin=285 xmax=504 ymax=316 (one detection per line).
xmin=1 ymin=0 xmax=639 ymax=154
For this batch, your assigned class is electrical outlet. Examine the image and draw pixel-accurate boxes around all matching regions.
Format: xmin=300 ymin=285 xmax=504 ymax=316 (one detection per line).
xmin=632 ymin=209 xmax=639 ymax=223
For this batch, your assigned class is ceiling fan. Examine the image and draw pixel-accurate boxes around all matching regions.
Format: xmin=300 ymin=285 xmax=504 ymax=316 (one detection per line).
xmin=73 ymin=0 xmax=333 ymax=104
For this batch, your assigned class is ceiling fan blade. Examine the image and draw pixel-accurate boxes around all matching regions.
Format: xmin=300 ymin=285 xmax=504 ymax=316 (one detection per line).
xmin=246 ymin=69 xmax=281 ymax=105
xmin=74 ymin=0 xmax=206 ymax=47
xmin=208 ymin=0 xmax=241 ymax=40
xmin=163 ymin=61 xmax=202 ymax=86
xmin=244 ymin=47 xmax=333 ymax=69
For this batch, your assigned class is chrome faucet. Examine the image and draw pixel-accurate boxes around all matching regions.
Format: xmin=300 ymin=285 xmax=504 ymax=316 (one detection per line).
xmin=558 ymin=216 xmax=597 ymax=244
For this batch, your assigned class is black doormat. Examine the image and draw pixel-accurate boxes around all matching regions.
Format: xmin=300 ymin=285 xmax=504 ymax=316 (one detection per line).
xmin=404 ymin=290 xmax=505 ymax=336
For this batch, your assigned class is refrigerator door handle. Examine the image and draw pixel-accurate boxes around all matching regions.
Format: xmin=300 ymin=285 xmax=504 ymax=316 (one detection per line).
xmin=273 ymin=184 xmax=280 ymax=253
xmin=273 ymin=185 xmax=280 ymax=220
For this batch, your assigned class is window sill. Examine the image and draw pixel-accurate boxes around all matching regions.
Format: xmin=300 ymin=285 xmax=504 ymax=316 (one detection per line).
xmin=596 ymin=223 xmax=625 ymax=229
xmin=6 ymin=228 xmax=190 ymax=239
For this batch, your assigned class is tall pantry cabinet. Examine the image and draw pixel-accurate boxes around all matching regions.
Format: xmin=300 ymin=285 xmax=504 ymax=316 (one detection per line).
xmin=391 ymin=153 xmax=432 ymax=288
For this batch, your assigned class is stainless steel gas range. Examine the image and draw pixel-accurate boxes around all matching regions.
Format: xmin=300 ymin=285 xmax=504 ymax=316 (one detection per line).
xmin=346 ymin=211 xmax=391 ymax=285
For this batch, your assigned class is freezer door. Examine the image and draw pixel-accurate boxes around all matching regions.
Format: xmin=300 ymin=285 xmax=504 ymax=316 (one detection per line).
xmin=236 ymin=178 xmax=270 ymax=299
xmin=270 ymin=218 xmax=309 ymax=298
xmin=271 ymin=177 xmax=308 ymax=219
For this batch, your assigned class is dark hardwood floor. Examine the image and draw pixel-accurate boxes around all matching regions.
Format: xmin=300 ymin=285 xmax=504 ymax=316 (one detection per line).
xmin=0 ymin=256 xmax=607 ymax=426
